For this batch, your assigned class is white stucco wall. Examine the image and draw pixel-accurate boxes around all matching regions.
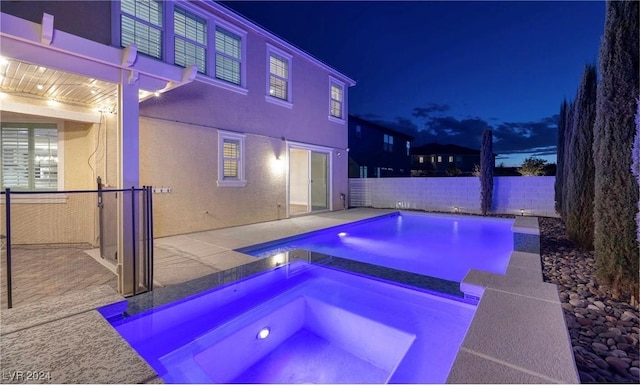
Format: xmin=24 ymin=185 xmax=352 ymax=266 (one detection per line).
xmin=349 ymin=176 xmax=558 ymax=218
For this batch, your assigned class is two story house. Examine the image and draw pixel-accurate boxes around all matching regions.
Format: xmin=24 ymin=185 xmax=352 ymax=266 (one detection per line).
xmin=347 ymin=115 xmax=414 ymax=178
xmin=411 ymin=143 xmax=494 ymax=176
xmin=0 ymin=0 xmax=355 ymax=242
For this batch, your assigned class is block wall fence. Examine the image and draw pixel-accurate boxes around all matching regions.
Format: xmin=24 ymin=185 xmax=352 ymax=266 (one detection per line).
xmin=348 ymin=176 xmax=558 ymax=218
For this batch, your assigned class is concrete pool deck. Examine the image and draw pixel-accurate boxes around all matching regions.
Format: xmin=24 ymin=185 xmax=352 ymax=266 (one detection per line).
xmin=0 ymin=209 xmax=579 ymax=384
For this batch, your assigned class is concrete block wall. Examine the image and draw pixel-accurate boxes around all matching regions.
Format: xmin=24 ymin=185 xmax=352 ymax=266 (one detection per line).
xmin=349 ymin=176 xmax=558 ymax=218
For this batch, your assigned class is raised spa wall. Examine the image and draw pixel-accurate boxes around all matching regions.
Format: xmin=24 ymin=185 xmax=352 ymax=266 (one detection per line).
xmin=451 ymin=216 xmax=580 ymax=383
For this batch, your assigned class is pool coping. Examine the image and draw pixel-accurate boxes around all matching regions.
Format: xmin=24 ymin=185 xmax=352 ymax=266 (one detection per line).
xmin=449 ymin=216 xmax=579 ymax=384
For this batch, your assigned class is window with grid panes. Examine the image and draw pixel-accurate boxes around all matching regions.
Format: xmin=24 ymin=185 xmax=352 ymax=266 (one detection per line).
xmin=1 ymin=124 xmax=57 ymax=190
xmin=217 ymin=131 xmax=246 ymax=187
xmin=330 ymin=82 xmax=343 ymax=119
xmin=384 ymin=134 xmax=394 ymax=152
xmin=269 ymin=53 xmax=289 ymax=100
xmin=223 ymin=139 xmax=240 ymax=179
xmin=174 ymin=7 xmax=207 ymax=73
xmin=215 ymin=27 xmax=242 ymax=85
xmin=120 ymin=0 xmax=163 ymax=59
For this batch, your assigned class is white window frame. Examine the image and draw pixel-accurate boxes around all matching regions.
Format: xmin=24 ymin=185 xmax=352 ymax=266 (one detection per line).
xmin=0 ymin=120 xmax=66 ymax=204
xmin=265 ymin=43 xmax=293 ymax=108
xmin=117 ymin=0 xmax=165 ymax=60
xmin=113 ymin=2 xmax=249 ymax=95
xmin=213 ymin=22 xmax=246 ymax=87
xmin=173 ymin=5 xmax=208 ymax=74
xmin=328 ymin=76 xmax=346 ymax=123
xmin=217 ymin=130 xmax=246 ymax=187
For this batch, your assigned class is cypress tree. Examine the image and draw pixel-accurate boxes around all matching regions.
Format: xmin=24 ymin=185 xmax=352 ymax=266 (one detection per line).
xmin=593 ymin=0 xmax=639 ymax=300
xmin=480 ymin=129 xmax=493 ymax=215
xmin=565 ymin=64 xmax=597 ymax=250
xmin=561 ymin=101 xmax=575 ymax=221
xmin=633 ymin=99 xmax=640 ymax=244
xmin=554 ymin=99 xmax=568 ymax=214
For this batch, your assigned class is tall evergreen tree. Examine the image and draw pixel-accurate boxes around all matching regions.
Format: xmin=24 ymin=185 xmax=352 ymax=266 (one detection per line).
xmin=633 ymin=99 xmax=640 ymax=244
xmin=561 ymin=101 xmax=575 ymax=221
xmin=593 ymin=0 xmax=639 ymax=300
xmin=554 ymin=99 xmax=568 ymax=214
xmin=565 ymin=64 xmax=597 ymax=249
xmin=480 ymin=129 xmax=493 ymax=215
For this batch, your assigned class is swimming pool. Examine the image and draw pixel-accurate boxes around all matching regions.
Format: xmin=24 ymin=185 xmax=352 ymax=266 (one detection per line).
xmin=239 ymin=212 xmax=514 ymax=283
xmin=101 ymin=263 xmax=475 ymax=383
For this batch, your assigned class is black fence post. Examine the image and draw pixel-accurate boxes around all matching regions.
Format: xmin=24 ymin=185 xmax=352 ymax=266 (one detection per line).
xmin=131 ymin=186 xmax=137 ymax=296
xmin=146 ymin=186 xmax=154 ymax=291
xmin=4 ymin=188 xmax=12 ymax=309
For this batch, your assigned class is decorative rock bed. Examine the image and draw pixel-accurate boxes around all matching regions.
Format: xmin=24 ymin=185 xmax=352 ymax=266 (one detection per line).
xmin=539 ymin=217 xmax=639 ymax=383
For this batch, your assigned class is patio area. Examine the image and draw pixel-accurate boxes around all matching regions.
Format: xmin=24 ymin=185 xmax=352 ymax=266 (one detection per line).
xmin=1 ymin=208 xmax=395 ymax=310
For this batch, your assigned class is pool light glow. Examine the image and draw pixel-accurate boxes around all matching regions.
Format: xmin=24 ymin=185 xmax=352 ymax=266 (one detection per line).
xmin=338 ymin=232 xmax=347 ymax=237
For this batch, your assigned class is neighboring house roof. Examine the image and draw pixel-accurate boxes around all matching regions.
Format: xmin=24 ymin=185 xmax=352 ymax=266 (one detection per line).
xmin=411 ymin=143 xmax=481 ymax=156
xmin=348 ymin=115 xmax=415 ymax=141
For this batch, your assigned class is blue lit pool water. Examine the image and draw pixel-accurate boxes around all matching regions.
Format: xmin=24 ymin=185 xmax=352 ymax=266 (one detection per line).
xmin=240 ymin=212 xmax=515 ymax=282
xmin=102 ymin=264 xmax=475 ymax=383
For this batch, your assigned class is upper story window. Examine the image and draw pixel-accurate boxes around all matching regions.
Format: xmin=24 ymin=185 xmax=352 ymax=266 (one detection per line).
xmin=329 ymin=77 xmax=345 ymax=122
xmin=448 ymin=155 xmax=454 ymax=163
xmin=174 ymin=7 xmax=207 ymax=73
xmin=383 ymin=134 xmax=393 ymax=152
xmin=1 ymin=123 xmax=58 ymax=191
xmin=437 ymin=156 xmax=442 ymax=163
xmin=265 ymin=44 xmax=292 ymax=107
xmin=116 ymin=2 xmax=247 ymax=93
xmin=355 ymin=125 xmax=362 ymax=138
xmin=406 ymin=141 xmax=410 ymax=156
xmin=419 ymin=156 xmax=424 ymax=164
xmin=217 ymin=131 xmax=246 ymax=187
xmin=120 ymin=0 xmax=163 ymax=59
xmin=215 ymin=27 xmax=242 ymax=85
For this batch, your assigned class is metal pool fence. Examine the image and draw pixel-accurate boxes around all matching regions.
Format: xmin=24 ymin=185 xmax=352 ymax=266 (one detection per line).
xmin=1 ymin=185 xmax=153 ymax=309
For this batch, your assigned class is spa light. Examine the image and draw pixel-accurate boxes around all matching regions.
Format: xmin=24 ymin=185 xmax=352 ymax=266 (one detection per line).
xmin=257 ymin=327 xmax=270 ymax=340
xmin=338 ymin=232 xmax=347 ymax=237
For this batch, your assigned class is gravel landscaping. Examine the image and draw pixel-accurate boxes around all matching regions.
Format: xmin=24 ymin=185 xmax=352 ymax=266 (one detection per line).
xmin=540 ymin=217 xmax=639 ymax=383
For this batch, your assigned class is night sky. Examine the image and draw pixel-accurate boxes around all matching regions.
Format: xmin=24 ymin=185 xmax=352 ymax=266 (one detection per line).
xmin=221 ymin=1 xmax=605 ymax=166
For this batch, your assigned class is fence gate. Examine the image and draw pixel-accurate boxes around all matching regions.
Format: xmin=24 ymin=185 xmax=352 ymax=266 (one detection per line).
xmin=2 ymin=185 xmax=153 ymax=309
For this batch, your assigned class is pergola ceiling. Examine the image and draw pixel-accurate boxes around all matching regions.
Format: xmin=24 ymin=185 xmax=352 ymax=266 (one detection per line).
xmin=0 ymin=57 xmax=119 ymax=111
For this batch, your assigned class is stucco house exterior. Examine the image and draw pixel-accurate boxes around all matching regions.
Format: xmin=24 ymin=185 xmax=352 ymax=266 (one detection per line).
xmin=0 ymin=0 xmax=354 ymax=295
xmin=0 ymin=0 xmax=355 ymax=240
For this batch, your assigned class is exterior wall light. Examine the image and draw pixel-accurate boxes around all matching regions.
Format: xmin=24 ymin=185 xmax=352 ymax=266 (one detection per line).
xmin=257 ymin=327 xmax=270 ymax=340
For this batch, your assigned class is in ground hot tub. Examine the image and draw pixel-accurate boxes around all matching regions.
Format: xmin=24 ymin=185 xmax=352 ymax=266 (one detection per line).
xmin=102 ymin=263 xmax=475 ymax=383
xmin=161 ymin=295 xmax=415 ymax=383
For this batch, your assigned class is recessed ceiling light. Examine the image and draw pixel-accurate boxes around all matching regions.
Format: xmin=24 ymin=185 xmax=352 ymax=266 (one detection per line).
xmin=37 ymin=84 xmax=44 ymax=90
xmin=91 ymin=89 xmax=97 ymax=94
xmin=154 ymin=91 xmax=160 ymax=97
xmin=0 ymin=57 xmax=8 ymax=66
